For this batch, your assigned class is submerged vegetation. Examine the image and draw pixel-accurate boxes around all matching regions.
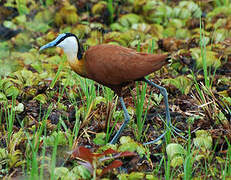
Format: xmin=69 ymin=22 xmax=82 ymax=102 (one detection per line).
xmin=0 ymin=0 xmax=231 ymax=179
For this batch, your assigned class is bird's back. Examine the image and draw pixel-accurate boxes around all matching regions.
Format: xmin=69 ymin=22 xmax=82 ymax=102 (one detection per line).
xmin=84 ymin=44 xmax=169 ymax=86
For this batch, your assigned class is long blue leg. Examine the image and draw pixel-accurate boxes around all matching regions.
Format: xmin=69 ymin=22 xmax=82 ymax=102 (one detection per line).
xmin=144 ymin=79 xmax=171 ymax=126
xmin=143 ymin=79 xmax=184 ymax=145
xmin=110 ymin=80 xmax=184 ymax=145
xmin=110 ymin=97 xmax=130 ymax=144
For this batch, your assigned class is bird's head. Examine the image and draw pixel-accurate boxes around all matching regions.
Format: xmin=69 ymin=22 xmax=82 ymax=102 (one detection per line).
xmin=39 ymin=33 xmax=83 ymax=60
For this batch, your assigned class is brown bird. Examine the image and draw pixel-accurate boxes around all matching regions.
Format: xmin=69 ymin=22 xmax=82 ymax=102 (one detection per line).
xmin=39 ymin=33 xmax=178 ymax=145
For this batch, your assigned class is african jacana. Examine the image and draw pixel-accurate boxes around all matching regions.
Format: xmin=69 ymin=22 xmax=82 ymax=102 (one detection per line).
xmin=40 ymin=33 xmax=178 ymax=145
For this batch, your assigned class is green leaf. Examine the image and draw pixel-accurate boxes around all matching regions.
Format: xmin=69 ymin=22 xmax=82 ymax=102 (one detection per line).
xmin=110 ymin=23 xmax=128 ymax=32
xmin=171 ymin=156 xmax=184 ymax=168
xmin=26 ymin=21 xmax=51 ymax=33
xmin=33 ymin=94 xmax=47 ymax=104
xmin=162 ymin=76 xmax=193 ymax=95
xmin=213 ymin=29 xmax=228 ymax=43
xmin=163 ymin=27 xmax=176 ymax=38
xmin=5 ymin=86 xmax=20 ymax=97
xmin=0 ymin=148 xmax=8 ymax=160
xmin=118 ymin=136 xmax=146 ymax=157
xmin=46 ymin=0 xmax=54 ymax=6
xmin=93 ymin=132 xmax=106 ymax=145
xmin=3 ymin=21 xmax=17 ymax=30
xmin=34 ymin=10 xmax=53 ymax=23
xmin=91 ymin=1 xmax=107 ymax=15
xmin=0 ymin=42 xmax=10 ymax=59
xmin=193 ymin=50 xmax=221 ymax=69
xmin=127 ymin=172 xmax=145 ymax=180
xmin=15 ymin=103 xmax=24 ymax=113
xmin=216 ymin=156 xmax=226 ymax=164
xmin=193 ymin=130 xmax=212 ymax=150
xmin=180 ymin=9 xmax=191 ymax=19
xmin=71 ymin=166 xmax=91 ymax=180
xmin=72 ymin=24 xmax=91 ymax=39
xmin=146 ymin=174 xmax=159 ymax=180
xmin=169 ymin=19 xmax=183 ymax=29
xmin=0 ymin=92 xmax=7 ymax=102
xmin=166 ymin=143 xmax=185 ymax=160
xmin=16 ymin=0 xmax=30 ymax=15
xmin=44 ymin=131 xmax=71 ymax=146
xmin=54 ymin=167 xmax=69 ymax=179
xmin=93 ymin=96 xmax=106 ymax=108
xmin=119 ymin=14 xmax=143 ymax=27
xmin=195 ymin=154 xmax=206 ymax=161
xmin=15 ymin=15 xmax=27 ymax=24
xmin=13 ymin=33 xmax=32 ymax=51
xmin=176 ymin=28 xmax=190 ymax=39
xmin=207 ymin=6 xmax=231 ymax=18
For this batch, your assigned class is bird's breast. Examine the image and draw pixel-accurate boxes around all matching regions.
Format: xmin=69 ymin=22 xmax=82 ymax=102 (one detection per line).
xmin=68 ymin=57 xmax=87 ymax=78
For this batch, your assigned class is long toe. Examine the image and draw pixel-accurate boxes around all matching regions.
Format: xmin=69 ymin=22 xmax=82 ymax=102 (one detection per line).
xmin=143 ymin=131 xmax=166 ymax=145
xmin=169 ymin=124 xmax=187 ymax=140
xmin=170 ymin=124 xmax=182 ymax=133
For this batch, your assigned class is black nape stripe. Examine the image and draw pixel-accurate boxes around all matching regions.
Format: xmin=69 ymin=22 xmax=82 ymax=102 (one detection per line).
xmin=55 ymin=33 xmax=84 ymax=60
xmin=76 ymin=35 xmax=84 ymax=60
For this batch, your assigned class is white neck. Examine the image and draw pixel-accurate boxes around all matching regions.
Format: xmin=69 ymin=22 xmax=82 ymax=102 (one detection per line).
xmin=57 ymin=36 xmax=78 ymax=63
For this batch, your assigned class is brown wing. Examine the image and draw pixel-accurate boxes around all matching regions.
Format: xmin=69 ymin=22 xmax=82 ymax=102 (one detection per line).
xmin=84 ymin=44 xmax=168 ymax=86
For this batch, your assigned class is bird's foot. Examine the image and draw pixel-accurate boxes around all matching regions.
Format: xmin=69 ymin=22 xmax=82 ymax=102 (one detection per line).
xmin=169 ymin=123 xmax=186 ymax=140
xmin=170 ymin=124 xmax=181 ymax=132
xmin=143 ymin=124 xmax=186 ymax=146
xmin=143 ymin=131 xmax=166 ymax=145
